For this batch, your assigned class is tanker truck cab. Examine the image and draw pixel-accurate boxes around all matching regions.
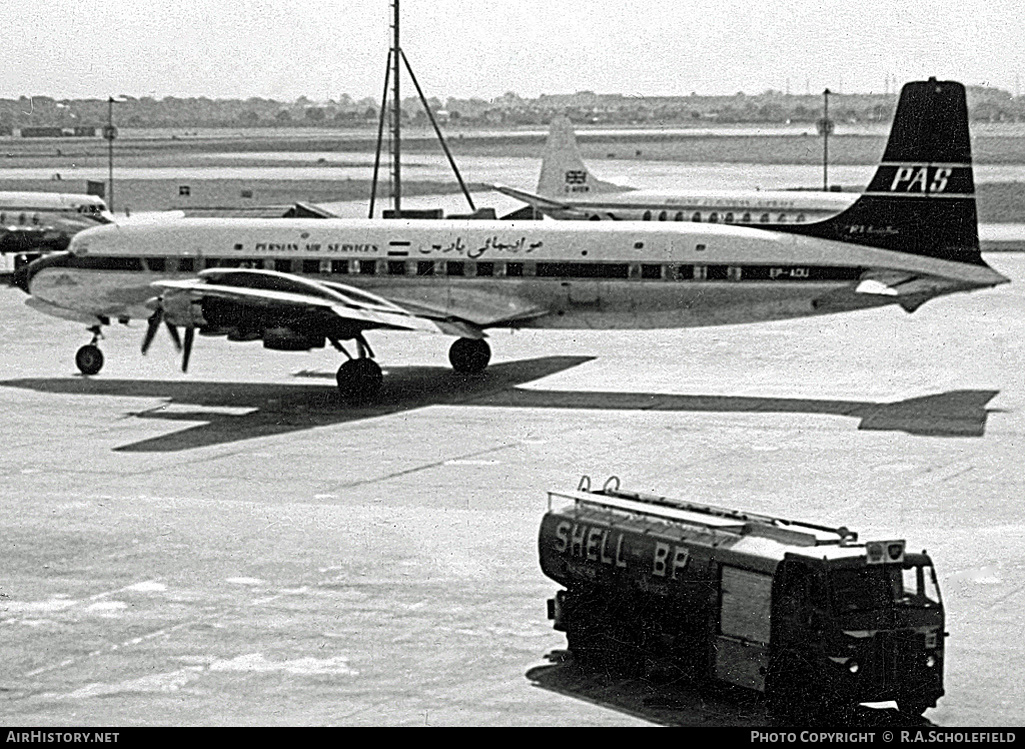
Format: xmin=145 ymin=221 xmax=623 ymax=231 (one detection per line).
xmin=768 ymin=544 xmax=944 ymax=720
xmin=538 ymin=477 xmax=946 ymax=722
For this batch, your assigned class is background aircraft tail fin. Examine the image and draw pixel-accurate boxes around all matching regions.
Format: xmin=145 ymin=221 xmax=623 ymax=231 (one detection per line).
xmin=792 ymin=78 xmax=984 ymax=266
xmin=537 ymin=116 xmax=630 ymax=197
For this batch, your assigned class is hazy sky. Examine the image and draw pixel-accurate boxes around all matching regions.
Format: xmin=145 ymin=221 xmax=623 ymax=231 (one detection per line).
xmin=4 ymin=0 xmax=1023 ymax=101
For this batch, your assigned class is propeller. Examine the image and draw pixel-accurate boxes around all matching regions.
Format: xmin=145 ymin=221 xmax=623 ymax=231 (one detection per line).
xmin=182 ymin=327 xmax=195 ymax=373
xmin=141 ymin=297 xmax=192 ymax=372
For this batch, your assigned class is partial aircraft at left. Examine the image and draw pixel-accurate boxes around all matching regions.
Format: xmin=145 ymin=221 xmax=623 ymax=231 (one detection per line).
xmin=0 ymin=191 xmax=112 ymax=274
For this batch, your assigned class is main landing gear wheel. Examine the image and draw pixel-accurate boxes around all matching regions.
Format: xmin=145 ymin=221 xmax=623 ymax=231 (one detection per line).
xmin=336 ymin=358 xmax=383 ymax=403
xmin=449 ymin=338 xmax=491 ymax=374
xmin=75 ymin=344 xmax=104 ymax=375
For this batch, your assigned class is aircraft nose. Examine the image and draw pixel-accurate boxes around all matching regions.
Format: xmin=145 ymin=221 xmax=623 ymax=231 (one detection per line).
xmin=14 ymin=250 xmax=73 ymax=294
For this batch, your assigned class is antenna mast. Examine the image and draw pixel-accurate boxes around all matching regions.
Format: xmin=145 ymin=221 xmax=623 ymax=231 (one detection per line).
xmin=369 ymin=0 xmax=475 ymax=218
xmin=391 ymin=0 xmax=401 ymax=216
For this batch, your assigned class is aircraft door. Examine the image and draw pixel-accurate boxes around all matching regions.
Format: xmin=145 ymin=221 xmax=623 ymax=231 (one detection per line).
xmin=566 ymin=280 xmax=599 ymax=305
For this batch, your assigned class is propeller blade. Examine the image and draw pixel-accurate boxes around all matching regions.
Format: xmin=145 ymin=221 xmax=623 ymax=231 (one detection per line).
xmin=164 ymin=320 xmax=183 ymax=351
xmin=141 ymin=309 xmax=163 ymax=354
xmin=181 ymin=327 xmax=195 ymax=373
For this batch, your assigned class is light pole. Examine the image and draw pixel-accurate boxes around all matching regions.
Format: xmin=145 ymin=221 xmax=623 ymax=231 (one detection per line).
xmin=104 ymin=97 xmax=124 ymax=213
xmin=819 ymin=88 xmax=833 ymax=190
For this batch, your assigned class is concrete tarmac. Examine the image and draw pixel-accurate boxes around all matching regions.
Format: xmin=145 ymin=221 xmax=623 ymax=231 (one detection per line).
xmin=0 ymin=255 xmax=1023 ymax=726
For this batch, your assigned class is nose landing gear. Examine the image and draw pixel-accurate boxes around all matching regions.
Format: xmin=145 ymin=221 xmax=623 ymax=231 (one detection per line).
xmin=75 ymin=325 xmax=105 ymax=375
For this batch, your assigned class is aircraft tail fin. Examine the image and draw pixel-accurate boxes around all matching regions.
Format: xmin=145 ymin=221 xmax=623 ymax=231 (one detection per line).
xmin=793 ymin=78 xmax=984 ymax=266
xmin=537 ymin=116 xmax=630 ymax=197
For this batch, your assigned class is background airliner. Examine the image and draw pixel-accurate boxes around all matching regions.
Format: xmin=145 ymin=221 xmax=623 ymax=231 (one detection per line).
xmin=0 ymin=190 xmax=112 ymax=275
xmin=17 ymin=80 xmax=1008 ymax=402
xmin=494 ymin=115 xmax=857 ymax=223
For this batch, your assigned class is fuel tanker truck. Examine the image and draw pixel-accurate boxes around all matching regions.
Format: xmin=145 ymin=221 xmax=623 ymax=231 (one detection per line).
xmin=538 ymin=477 xmax=946 ymax=721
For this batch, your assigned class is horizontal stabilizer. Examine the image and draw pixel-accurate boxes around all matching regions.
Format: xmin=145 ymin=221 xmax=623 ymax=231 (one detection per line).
xmin=491 ymin=184 xmax=572 ymax=211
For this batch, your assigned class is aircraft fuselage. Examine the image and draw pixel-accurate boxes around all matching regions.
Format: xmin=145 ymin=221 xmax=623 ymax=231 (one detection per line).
xmin=26 ymin=217 xmax=1005 ymax=332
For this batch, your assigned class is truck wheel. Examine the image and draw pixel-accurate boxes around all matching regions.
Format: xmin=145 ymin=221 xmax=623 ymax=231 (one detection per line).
xmin=566 ymin=626 xmax=602 ymax=670
xmin=897 ymin=698 xmax=930 ymax=718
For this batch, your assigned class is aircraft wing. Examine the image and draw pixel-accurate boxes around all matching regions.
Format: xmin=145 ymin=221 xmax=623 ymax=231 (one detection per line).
xmin=153 ymin=274 xmax=446 ymax=335
xmin=490 ymin=184 xmax=573 ymax=211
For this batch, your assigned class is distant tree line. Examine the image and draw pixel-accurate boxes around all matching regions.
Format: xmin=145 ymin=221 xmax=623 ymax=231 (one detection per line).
xmin=0 ymin=86 xmax=1021 ymax=131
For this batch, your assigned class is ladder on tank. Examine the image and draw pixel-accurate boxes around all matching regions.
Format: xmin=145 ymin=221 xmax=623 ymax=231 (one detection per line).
xmin=547 ymin=475 xmax=860 ymax=549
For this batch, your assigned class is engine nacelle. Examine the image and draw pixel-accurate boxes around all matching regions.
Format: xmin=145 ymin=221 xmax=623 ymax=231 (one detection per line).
xmin=262 ymin=327 xmax=325 ymax=351
xmin=160 ymin=289 xmax=206 ymax=328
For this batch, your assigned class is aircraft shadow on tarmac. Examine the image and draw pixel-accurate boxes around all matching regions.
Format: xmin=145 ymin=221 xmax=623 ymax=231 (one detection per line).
xmin=526 ymin=658 xmax=936 ymax=728
xmin=0 ymin=356 xmax=1000 ymax=452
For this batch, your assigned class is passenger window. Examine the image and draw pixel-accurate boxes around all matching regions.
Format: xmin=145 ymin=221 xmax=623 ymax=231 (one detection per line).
xmin=417 ymin=261 xmax=434 ymax=276
xmin=331 ymin=260 xmax=349 ymax=274
xmin=658 ymin=211 xmax=667 ymax=221
xmin=692 ymin=212 xmax=701 ymax=222
xmin=724 ymin=212 xmax=734 ymax=223
xmin=778 ymin=214 xmax=788 ymax=223
xmin=476 ymin=262 xmax=494 ymax=277
xmin=302 ymin=259 xmax=321 ymax=274
xmin=643 ymin=210 xmax=652 ymax=221
xmin=760 ymin=213 xmax=770 ymax=223
xmin=708 ymin=212 xmax=719 ymax=223
xmin=796 ymin=213 xmax=806 ymax=222
xmin=447 ymin=261 xmax=465 ymax=276
xmin=641 ymin=264 xmax=662 ymax=279
xmin=675 ymin=211 xmax=684 ymax=221
xmin=359 ymin=260 xmax=376 ymax=275
xmin=741 ymin=212 xmax=752 ymax=223
xmin=388 ymin=260 xmax=406 ymax=275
